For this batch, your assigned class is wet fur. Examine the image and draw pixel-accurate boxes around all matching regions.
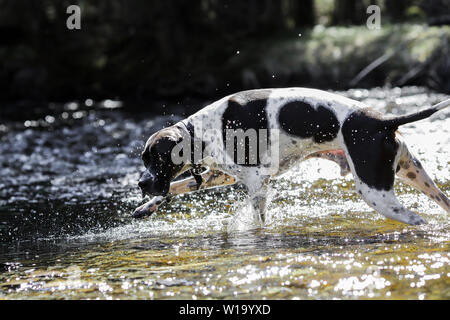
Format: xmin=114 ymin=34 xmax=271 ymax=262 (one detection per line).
xmin=136 ymin=88 xmax=450 ymax=225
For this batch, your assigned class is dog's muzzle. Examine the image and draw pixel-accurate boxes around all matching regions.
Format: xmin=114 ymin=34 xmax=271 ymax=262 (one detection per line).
xmin=138 ymin=173 xmax=169 ymax=197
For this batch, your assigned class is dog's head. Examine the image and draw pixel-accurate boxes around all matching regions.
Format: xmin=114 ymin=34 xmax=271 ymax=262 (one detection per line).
xmin=138 ymin=126 xmax=186 ymax=197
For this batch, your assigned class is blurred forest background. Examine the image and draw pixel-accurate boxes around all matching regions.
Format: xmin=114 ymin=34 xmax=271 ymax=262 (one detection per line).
xmin=1 ymin=0 xmax=450 ymax=117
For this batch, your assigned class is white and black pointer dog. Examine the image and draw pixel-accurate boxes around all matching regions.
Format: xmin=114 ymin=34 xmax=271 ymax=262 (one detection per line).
xmin=134 ymin=88 xmax=450 ymax=225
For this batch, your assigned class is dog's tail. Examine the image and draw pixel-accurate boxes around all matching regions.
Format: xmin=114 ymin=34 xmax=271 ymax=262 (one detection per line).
xmin=382 ymin=98 xmax=450 ymax=129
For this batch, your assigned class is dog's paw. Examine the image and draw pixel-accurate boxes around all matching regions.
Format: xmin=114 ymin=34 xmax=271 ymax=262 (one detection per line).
xmin=132 ymin=196 xmax=165 ymax=219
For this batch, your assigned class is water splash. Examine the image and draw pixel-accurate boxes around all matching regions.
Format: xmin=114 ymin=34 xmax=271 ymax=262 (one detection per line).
xmin=0 ymin=87 xmax=449 ymax=299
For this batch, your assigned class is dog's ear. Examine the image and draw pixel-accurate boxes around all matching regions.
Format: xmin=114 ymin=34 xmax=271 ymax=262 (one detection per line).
xmin=141 ymin=142 xmax=151 ymax=166
xmin=142 ymin=131 xmax=159 ymax=161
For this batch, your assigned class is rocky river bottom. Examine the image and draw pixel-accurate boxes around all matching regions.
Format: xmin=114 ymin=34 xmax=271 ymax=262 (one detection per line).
xmin=0 ymin=86 xmax=449 ymax=299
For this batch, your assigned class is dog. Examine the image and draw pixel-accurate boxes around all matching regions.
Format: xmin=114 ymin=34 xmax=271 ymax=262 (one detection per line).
xmin=133 ymin=88 xmax=450 ymax=225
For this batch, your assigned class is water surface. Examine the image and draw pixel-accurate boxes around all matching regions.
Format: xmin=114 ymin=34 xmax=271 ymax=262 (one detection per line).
xmin=0 ymin=87 xmax=449 ymax=299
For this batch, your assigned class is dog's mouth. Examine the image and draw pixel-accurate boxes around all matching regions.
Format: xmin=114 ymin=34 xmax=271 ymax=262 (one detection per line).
xmin=140 ymin=185 xmax=169 ymax=198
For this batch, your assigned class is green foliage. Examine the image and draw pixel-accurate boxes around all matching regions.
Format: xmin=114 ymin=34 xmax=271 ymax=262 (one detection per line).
xmin=0 ymin=0 xmax=449 ymax=103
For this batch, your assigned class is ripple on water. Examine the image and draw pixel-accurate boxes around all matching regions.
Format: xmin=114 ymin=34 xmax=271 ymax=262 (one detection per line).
xmin=0 ymin=87 xmax=449 ymax=299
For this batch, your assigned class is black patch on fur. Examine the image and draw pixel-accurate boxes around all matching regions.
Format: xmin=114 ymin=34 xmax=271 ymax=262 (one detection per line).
xmin=278 ymin=101 xmax=340 ymax=143
xmin=342 ymin=110 xmax=399 ymax=191
xmin=184 ymin=121 xmax=195 ymax=137
xmin=222 ymin=90 xmax=272 ymax=166
xmin=406 ymin=172 xmax=416 ymax=179
xmin=183 ymin=121 xmax=206 ymax=164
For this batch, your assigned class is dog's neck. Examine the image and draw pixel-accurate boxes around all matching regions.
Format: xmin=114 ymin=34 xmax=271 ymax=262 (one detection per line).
xmin=176 ymin=120 xmax=207 ymax=166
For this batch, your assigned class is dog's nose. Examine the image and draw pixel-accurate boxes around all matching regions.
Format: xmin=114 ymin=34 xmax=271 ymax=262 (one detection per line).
xmin=138 ymin=178 xmax=150 ymax=191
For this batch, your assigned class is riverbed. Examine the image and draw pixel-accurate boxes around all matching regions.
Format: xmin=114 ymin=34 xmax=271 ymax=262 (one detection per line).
xmin=0 ymin=87 xmax=448 ymax=299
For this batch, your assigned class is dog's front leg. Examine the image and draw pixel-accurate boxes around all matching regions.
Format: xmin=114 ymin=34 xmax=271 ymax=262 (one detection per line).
xmin=250 ymin=191 xmax=268 ymax=226
xmin=244 ymin=175 xmax=270 ymax=226
xmin=132 ymin=169 xmax=236 ymax=218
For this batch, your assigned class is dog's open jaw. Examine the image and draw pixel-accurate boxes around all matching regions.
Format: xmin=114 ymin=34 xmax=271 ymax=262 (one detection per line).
xmin=133 ymin=168 xmax=237 ymax=219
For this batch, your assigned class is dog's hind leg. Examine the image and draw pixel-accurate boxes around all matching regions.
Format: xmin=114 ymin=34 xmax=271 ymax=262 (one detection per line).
xmin=395 ymin=143 xmax=450 ymax=213
xmin=132 ymin=169 xmax=236 ymax=218
xmin=343 ymin=147 xmax=427 ymax=225
xmin=342 ymin=118 xmax=427 ymax=225
xmin=352 ymin=178 xmax=427 ymax=225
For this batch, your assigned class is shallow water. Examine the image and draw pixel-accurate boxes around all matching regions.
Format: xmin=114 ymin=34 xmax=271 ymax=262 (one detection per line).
xmin=0 ymin=87 xmax=449 ymax=299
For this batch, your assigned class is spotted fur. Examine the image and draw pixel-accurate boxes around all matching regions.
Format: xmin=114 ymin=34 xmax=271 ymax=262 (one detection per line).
xmin=135 ymin=88 xmax=450 ymax=225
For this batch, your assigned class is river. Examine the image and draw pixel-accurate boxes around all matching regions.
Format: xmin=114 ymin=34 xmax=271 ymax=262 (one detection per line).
xmin=0 ymin=86 xmax=448 ymax=299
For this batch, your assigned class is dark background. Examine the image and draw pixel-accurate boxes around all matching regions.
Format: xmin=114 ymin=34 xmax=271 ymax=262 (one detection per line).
xmin=1 ymin=0 xmax=450 ymax=118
